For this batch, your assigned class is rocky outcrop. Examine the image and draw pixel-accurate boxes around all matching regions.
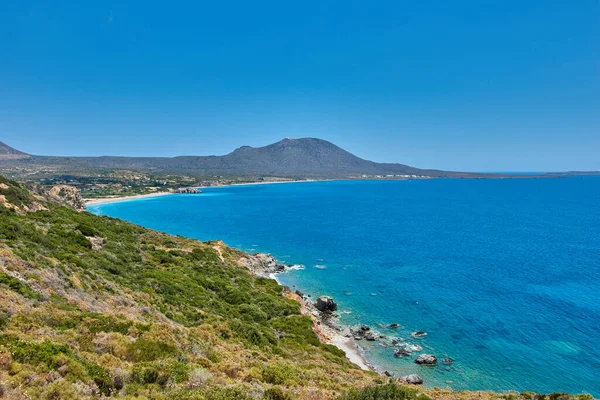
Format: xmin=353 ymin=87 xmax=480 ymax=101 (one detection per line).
xmin=414 ymin=354 xmax=437 ymax=365
xmin=314 ymin=296 xmax=337 ymax=313
xmin=239 ymin=252 xmax=289 ymax=278
xmin=400 ymin=374 xmax=423 ymax=385
xmin=46 ymin=185 xmax=85 ymax=211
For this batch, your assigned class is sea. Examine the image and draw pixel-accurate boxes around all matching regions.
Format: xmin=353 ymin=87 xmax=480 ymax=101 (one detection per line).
xmin=87 ymin=177 xmax=600 ymax=396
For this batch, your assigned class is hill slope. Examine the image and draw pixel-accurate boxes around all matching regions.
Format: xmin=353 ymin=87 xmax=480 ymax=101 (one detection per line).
xmin=0 ymin=176 xmax=379 ymax=399
xmin=0 ymin=141 xmax=29 ymax=160
xmin=0 ymin=138 xmax=482 ymax=178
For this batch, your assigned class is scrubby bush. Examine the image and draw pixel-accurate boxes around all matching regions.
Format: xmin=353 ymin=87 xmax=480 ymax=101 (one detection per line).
xmin=127 ymin=338 xmax=178 ymax=362
xmin=263 ymin=387 xmax=293 ymax=400
xmin=260 ymin=363 xmax=298 ymax=385
xmin=0 ymin=272 xmax=42 ymax=300
xmin=339 ymin=383 xmax=430 ymax=400
xmin=40 ymin=380 xmax=79 ymax=400
xmin=204 ymin=387 xmax=250 ymax=400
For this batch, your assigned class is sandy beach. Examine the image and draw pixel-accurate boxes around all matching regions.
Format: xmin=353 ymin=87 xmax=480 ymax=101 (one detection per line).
xmin=84 ymin=179 xmax=326 ymax=207
xmin=330 ymin=335 xmax=372 ymax=371
xmin=85 ymin=191 xmax=175 ymax=206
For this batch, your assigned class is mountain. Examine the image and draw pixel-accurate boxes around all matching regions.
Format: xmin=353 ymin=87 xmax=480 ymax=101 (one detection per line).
xmin=0 ymin=138 xmax=484 ymax=178
xmin=0 ymin=141 xmax=29 ymax=160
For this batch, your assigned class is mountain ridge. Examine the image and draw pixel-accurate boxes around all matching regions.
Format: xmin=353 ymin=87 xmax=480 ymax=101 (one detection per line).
xmin=0 ymin=141 xmax=30 ymax=160
xmin=0 ymin=138 xmax=483 ymax=178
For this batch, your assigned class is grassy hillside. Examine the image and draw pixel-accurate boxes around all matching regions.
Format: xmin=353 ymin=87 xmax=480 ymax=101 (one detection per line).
xmin=0 ymin=176 xmax=592 ymax=400
xmin=0 ymin=176 xmax=383 ymax=399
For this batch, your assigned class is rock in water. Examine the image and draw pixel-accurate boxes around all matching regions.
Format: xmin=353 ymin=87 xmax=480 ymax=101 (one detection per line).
xmin=364 ymin=333 xmax=376 ymax=341
xmin=400 ymin=374 xmax=423 ymax=385
xmin=414 ymin=354 xmax=437 ymax=365
xmin=394 ymin=348 xmax=411 ymax=358
xmin=315 ymin=296 xmax=337 ymax=312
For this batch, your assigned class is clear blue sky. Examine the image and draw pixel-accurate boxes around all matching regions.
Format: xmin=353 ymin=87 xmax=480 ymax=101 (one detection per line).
xmin=1 ymin=1 xmax=599 ymax=171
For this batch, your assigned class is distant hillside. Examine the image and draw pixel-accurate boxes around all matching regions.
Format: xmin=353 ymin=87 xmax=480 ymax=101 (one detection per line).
xmin=0 ymin=141 xmax=29 ymax=160
xmin=0 ymin=138 xmax=485 ymax=178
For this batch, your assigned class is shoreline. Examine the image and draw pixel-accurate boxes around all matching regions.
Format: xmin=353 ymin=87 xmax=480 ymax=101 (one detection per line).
xmin=84 ymin=179 xmax=327 ymax=207
xmin=81 ymin=174 xmax=562 ymax=207
xmin=236 ymin=250 xmax=375 ymax=373
xmin=84 ymin=191 xmax=176 ymax=206
xmin=281 ymin=288 xmax=374 ymax=372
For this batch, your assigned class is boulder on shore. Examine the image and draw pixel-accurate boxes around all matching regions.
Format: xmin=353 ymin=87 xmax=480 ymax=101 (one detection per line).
xmin=315 ymin=296 xmax=337 ymax=312
xmin=240 ymin=253 xmax=288 ymax=277
xmin=414 ymin=354 xmax=437 ymax=365
xmin=400 ymin=374 xmax=423 ymax=385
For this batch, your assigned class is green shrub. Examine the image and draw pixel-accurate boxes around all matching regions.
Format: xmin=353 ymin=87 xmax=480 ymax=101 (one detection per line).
xmin=260 ymin=363 xmax=298 ymax=385
xmin=0 ymin=335 xmax=114 ymax=395
xmin=263 ymin=387 xmax=293 ymax=400
xmin=204 ymin=387 xmax=250 ymax=400
xmin=130 ymin=361 xmax=190 ymax=387
xmin=40 ymin=380 xmax=79 ymax=400
xmin=127 ymin=339 xmax=178 ymax=362
xmin=76 ymin=222 xmax=98 ymax=237
xmin=0 ymin=272 xmax=42 ymax=300
xmin=339 ymin=383 xmax=430 ymax=400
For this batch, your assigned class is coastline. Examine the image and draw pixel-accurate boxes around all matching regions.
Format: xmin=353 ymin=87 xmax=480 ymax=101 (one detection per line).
xmin=85 ymin=189 xmax=373 ymax=373
xmin=84 ymin=179 xmax=327 ymax=207
xmin=237 ymin=251 xmax=375 ymax=373
xmin=281 ymin=288 xmax=373 ymax=372
xmin=82 ymin=179 xmax=600 ymax=397
xmin=84 ymin=191 xmax=176 ymax=205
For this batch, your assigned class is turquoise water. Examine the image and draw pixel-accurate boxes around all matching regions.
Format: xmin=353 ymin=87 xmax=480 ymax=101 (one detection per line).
xmin=88 ymin=178 xmax=600 ymax=396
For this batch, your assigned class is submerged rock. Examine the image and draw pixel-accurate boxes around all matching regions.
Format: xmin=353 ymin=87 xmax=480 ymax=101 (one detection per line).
xmin=414 ymin=354 xmax=437 ymax=365
xmin=315 ymin=296 xmax=338 ymax=312
xmin=394 ymin=348 xmax=411 ymax=358
xmin=400 ymin=374 xmax=423 ymax=385
xmin=364 ymin=333 xmax=376 ymax=341
xmin=389 ymin=323 xmax=400 ymax=329
xmin=411 ymin=331 xmax=427 ymax=338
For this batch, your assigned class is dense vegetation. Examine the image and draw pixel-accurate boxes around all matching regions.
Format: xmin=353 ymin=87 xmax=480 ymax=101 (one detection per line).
xmin=0 ymin=176 xmax=593 ymax=399
xmin=0 ymin=176 xmax=381 ymax=399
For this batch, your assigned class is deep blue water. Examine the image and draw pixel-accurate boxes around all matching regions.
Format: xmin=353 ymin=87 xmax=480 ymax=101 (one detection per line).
xmin=88 ymin=178 xmax=600 ymax=396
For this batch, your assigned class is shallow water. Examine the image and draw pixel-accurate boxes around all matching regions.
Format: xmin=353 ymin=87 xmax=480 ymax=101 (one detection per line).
xmin=88 ymin=177 xmax=600 ymax=396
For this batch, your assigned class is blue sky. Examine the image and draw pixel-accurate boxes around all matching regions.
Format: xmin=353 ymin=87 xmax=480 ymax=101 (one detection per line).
xmin=1 ymin=1 xmax=599 ymax=171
